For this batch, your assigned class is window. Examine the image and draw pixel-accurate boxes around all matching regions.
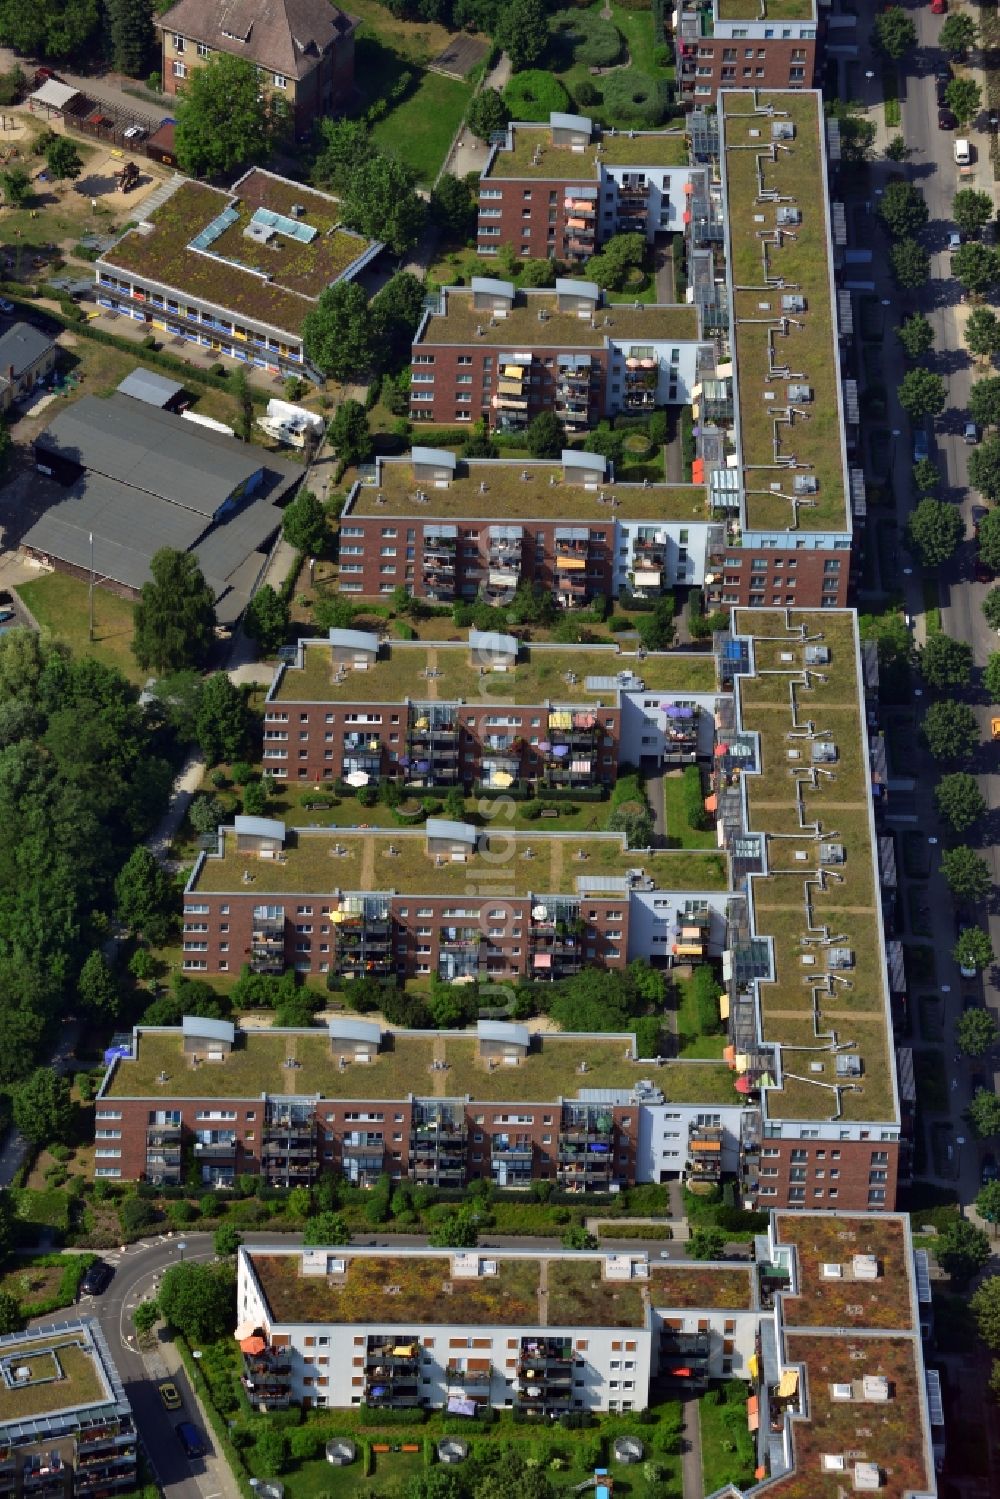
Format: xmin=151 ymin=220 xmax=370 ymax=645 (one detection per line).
xmin=274 ymin=73 xmax=288 ymax=88
xmin=197 ymin=42 xmax=211 ymax=58
xmin=173 ymin=60 xmax=187 ymax=78
xmin=172 ymin=34 xmax=185 ymax=51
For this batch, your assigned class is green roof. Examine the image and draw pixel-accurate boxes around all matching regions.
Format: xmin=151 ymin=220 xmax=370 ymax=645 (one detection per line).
xmin=0 ymin=1331 xmax=109 ymax=1424
xmin=717 ymin=0 xmax=815 ymax=16
xmin=721 ymin=92 xmax=849 ymax=535
xmin=484 ymin=125 xmax=689 ymax=181
xmin=420 ymin=291 xmax=698 ymax=349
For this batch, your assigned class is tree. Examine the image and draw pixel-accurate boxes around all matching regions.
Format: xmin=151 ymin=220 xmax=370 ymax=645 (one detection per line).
xmin=12 ymin=1068 xmax=72 ymax=1144
xmin=213 ymin=1224 xmax=243 ymax=1256
xmin=873 ymin=6 xmax=916 ymax=58
xmin=972 ymin=1276 xmax=1000 ymax=1350
xmin=966 ymin=309 xmax=1000 ymax=361
xmin=282 ymin=489 xmax=327 ymax=555
xmin=923 ymin=699 xmax=979 ymax=760
xmin=106 ymin=0 xmax=155 ymax=77
xmin=341 ymin=154 xmax=426 ymax=256
xmin=891 ymin=237 xmax=930 ymax=289
xmin=586 ymin=232 xmax=646 ymax=292
xmin=195 ymin=673 xmax=252 ymax=765
xmin=940 ymin=13 xmax=977 ymax=56
xmin=906 ymin=499 xmax=964 ymax=568
xmin=953 ymin=240 xmax=998 ymax=295
xmin=132 ymin=1299 xmax=159 ymax=1337
xmin=885 ymin=135 xmax=909 ymax=162
xmin=327 ymin=400 xmax=372 ymax=466
xmin=175 ymin=53 xmax=288 ymax=177
xmin=954 ymin=926 xmax=995 ymax=973
xmin=957 ymin=1006 xmax=999 ymax=1056
xmin=935 ymin=772 xmax=986 ymax=834
xmin=981 ymin=506 xmax=1000 ymax=565
xmin=495 ymin=0 xmax=549 ymax=71
xmin=242 ymin=778 xmax=270 ymax=817
xmin=0 ymin=1291 xmax=22 ymax=1336
xmin=302 ymin=281 xmax=375 ymax=381
xmin=231 ymin=364 xmax=253 ymax=443
xmin=430 ymin=172 xmax=476 ymax=239
xmin=941 ymin=845 xmax=993 ymax=903
xmin=311 ymin=117 xmax=374 ymax=194
xmin=561 ymin=1225 xmax=598 ymax=1249
xmin=984 ymin=587 xmax=1000 ymax=630
xmin=939 ymin=1216 xmax=991 ymax=1284
xmin=77 ymin=949 xmax=119 ymax=1018
xmin=45 ymin=136 xmax=83 ymax=184
xmin=473 ymin=1451 xmax=556 ymax=1499
xmin=428 ymin=1210 xmax=479 ymax=1248
xmin=371 ymin=271 xmax=426 ymax=368
xmin=954 ymin=190 xmax=995 ymax=239
xmin=525 ymin=410 xmax=564 ymax=459
xmin=986 ymin=652 xmax=1000 ymax=701
xmin=158 ymin=1261 xmax=236 ymax=1343
xmin=946 ymin=75 xmax=982 ymax=127
xmin=971 ymin=378 xmax=1000 ymax=430
xmin=898 ymin=369 xmax=945 ymax=421
xmin=133 ymin=549 xmax=216 ymax=673
xmin=189 ymin=794 xmax=226 ymax=837
xmin=0 ymin=164 xmax=30 ymax=207
xmin=243 ymin=586 xmax=289 ymax=655
xmin=968 ymin=1088 xmax=1000 ymax=1139
xmin=689 ymin=1228 xmax=727 ymax=1260
xmin=879 ymin=180 xmax=929 ymax=239
xmin=466 ymin=88 xmax=510 ymax=142
xmin=897 ymin=312 xmax=934 ymax=360
xmin=0 ymin=0 xmax=99 ymax=60
xmin=913 ymin=458 xmax=940 ymax=494
xmin=252 ymin=1429 xmax=289 ymax=1481
xmin=115 ymin=845 xmax=175 ymax=943
xmin=302 ymin=1212 xmax=351 ymax=1246
xmin=979 ymin=1184 xmax=1000 ymax=1240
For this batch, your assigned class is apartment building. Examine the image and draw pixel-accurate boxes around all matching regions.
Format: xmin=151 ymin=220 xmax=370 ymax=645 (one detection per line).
xmin=156 ymin=0 xmax=356 ymax=133
xmin=676 ymin=1 xmax=819 ymax=104
xmin=337 ymin=449 xmax=717 ymax=604
xmin=95 ymin=169 xmax=381 ymax=378
xmin=477 ymin=113 xmax=699 ymax=261
xmin=409 ymin=277 xmax=707 ymax=428
xmin=0 ymin=1319 xmax=137 ymax=1499
xmin=231 ymin=1213 xmax=940 ymax=1499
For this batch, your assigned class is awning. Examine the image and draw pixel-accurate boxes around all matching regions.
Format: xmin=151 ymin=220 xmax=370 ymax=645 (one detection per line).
xmin=549 ymin=712 xmax=572 ymax=729
xmin=719 ymin=993 xmax=730 ymax=1020
xmin=747 ymin=1395 xmax=760 ymax=1432
xmin=534 ymin=953 xmax=552 ymax=968
xmin=499 ymin=380 xmax=526 ymax=394
xmin=494 ymin=396 xmax=528 ymax=410
xmin=691 ymin=1139 xmax=721 ymax=1153
xmin=570 ymin=760 xmax=591 ymax=773
xmin=393 ymin=1344 xmax=417 ymax=1357
xmin=31 ymin=79 xmax=80 ymax=110
xmin=503 ymin=365 xmax=525 ymax=380
xmin=346 ymin=770 xmax=370 ymax=787
xmin=490 ymin=770 xmax=514 ymax=788
xmin=724 ymin=1045 xmax=736 ymax=1068
xmin=240 ymin=1336 xmax=267 ymax=1355
xmin=704 ymin=794 xmax=718 ymax=813
xmin=735 ymin=1075 xmax=753 ymax=1094
xmin=735 ymin=1053 xmax=750 ymax=1071
xmin=633 ymin=570 xmax=661 ymax=587
xmin=556 ymin=556 xmax=586 ymax=570
xmin=777 ymin=1370 xmax=799 ymax=1399
xmin=674 ymin=944 xmax=703 ymax=958
xmin=692 ymin=458 xmax=705 ymax=482
xmin=748 ymin=1353 xmax=760 ymax=1380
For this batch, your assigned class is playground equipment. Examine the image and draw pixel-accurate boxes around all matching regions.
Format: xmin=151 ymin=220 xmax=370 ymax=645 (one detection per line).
xmin=115 ymin=161 xmax=140 ymax=193
xmin=575 ymin=1471 xmax=614 ymax=1498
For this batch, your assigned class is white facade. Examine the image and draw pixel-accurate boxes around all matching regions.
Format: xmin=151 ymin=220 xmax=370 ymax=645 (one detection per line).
xmin=606 ymin=335 xmax=701 ymax=413
xmin=614 ymin=518 xmax=714 ymax=593
xmin=618 ymin=689 xmax=719 ymax=764
xmin=599 ymin=164 xmax=699 ymax=240
xmin=627 ymin=887 xmax=728 ymax=967
xmin=638 ymin=1100 xmax=744 ymax=1182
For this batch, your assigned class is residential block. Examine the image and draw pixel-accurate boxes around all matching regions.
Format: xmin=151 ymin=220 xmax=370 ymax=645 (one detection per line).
xmin=676 ymin=1 xmax=819 ymax=104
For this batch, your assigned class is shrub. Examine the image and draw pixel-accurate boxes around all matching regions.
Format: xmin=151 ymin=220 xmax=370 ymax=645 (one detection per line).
xmin=503 ymin=70 xmax=571 ymax=122
xmin=680 ymin=764 xmax=710 ymax=830
xmin=550 ymin=10 xmax=624 ymax=68
xmin=600 ymin=69 xmax=671 ymax=125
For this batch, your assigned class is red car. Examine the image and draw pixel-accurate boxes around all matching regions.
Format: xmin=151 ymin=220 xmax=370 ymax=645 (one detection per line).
xmin=931 ymin=0 xmax=946 ymax=11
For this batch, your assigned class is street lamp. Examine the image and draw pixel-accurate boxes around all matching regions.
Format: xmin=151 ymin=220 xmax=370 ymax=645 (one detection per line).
xmin=177 ymin=1240 xmax=187 ymax=1264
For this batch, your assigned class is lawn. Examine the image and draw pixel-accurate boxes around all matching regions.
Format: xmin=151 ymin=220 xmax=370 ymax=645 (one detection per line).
xmin=674 ymin=973 xmax=726 ymax=1060
xmin=349 ymin=0 xmax=473 ymax=64
xmin=16 ymin=571 xmax=143 ymax=684
xmin=371 ymin=68 xmax=472 ymax=185
xmin=662 ymin=773 xmax=717 ymax=849
xmin=545 ymin=2 xmax=673 ymax=130
xmin=699 ymin=1384 xmax=756 ymax=1495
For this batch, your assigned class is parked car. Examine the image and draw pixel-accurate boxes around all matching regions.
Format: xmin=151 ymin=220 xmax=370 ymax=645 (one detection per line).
xmin=175 ymin=1422 xmax=205 ymax=1461
xmin=965 ymin=421 xmax=979 ymax=445
xmin=913 ymin=428 xmax=930 ymax=463
xmin=939 ymin=109 xmax=958 ymax=130
xmin=931 ymin=0 xmax=946 ymax=11
xmin=955 ymin=138 xmax=973 ymax=166
xmin=976 ymin=556 xmax=994 ymax=583
xmin=982 ymin=1153 xmax=998 ymax=1185
xmin=158 ymin=1383 xmax=181 ymax=1412
xmin=949 ymin=230 xmax=963 ymax=252
xmin=79 ymin=1260 xmax=113 ymax=1297
xmin=123 ymin=124 xmax=147 ymax=141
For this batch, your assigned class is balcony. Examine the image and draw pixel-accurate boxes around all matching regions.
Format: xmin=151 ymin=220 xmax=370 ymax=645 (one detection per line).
xmin=242 ymin=1347 xmax=292 ymax=1408
xmin=660 ymin=1329 xmax=711 ymax=1375
xmin=446 ymin=1364 xmax=492 ymax=1387
xmin=194 ymin=1137 xmax=237 ymax=1162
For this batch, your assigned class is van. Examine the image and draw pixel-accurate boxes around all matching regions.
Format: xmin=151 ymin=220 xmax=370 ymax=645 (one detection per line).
xmin=954 ymin=138 xmax=972 ymax=166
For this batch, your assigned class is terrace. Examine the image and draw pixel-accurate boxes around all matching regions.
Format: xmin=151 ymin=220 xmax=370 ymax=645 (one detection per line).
xmin=271 ymin=640 xmax=718 ymax=704
xmin=420 ymin=292 xmax=699 ymax=349
xmin=648 ymin=1264 xmax=754 ymax=1311
xmin=0 ymin=1334 xmax=107 ymax=1423
xmin=769 ymin=1333 xmax=932 ymax=1499
xmin=189 ymin=826 xmax=728 ymax=899
xmin=249 ymin=1253 xmax=543 ymax=1326
xmin=775 ymin=1215 xmax=915 ymax=1331
xmin=484 ymin=126 xmax=689 ymax=181
xmin=348 ymin=462 xmax=709 ymax=522
xmin=730 ymin=610 xmax=895 ymax=1126
xmin=720 ymin=92 xmax=848 ymax=534
xmin=100 ymin=171 xmax=377 ymax=339
xmin=102 ymin=1027 xmax=737 ymax=1105
xmin=545 ymin=1260 xmax=646 ymax=1328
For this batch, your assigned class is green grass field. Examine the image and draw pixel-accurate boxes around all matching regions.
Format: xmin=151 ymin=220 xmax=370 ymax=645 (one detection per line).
xmin=699 ymin=1385 xmax=756 ymax=1495
xmin=662 ymin=774 xmax=718 ymax=849
xmin=16 ymin=572 xmax=143 ymax=683
xmin=371 ymin=69 xmax=472 ymax=185
xmin=674 ymin=973 xmax=727 ymax=1059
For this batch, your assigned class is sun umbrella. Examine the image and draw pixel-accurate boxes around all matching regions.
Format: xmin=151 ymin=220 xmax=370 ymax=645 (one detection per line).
xmin=345 ymin=770 xmax=369 ymax=788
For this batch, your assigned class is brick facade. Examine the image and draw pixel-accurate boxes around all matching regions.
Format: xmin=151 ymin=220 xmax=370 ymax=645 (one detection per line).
xmin=677 ymin=37 xmax=816 ymax=103
xmin=758 ymin=1138 xmax=899 ymax=1215
xmin=411 ymin=342 xmax=610 ymax=429
xmin=710 ymin=546 xmax=851 ymax=609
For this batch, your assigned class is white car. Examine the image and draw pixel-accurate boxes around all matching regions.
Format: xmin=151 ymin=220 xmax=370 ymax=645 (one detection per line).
xmin=123 ymin=124 xmax=147 ymax=141
xmin=954 ymin=137 xmax=972 ymax=166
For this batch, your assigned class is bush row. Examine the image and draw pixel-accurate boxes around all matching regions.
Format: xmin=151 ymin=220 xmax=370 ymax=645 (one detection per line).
xmin=680 ymin=763 xmax=711 ymax=830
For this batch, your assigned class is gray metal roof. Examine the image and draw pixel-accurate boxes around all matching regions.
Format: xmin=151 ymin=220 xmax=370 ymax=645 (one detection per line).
xmin=328 ymin=1018 xmax=382 ymax=1046
xmin=411 ymin=446 xmax=457 ymax=470
xmin=35 ymin=395 xmax=263 ymax=517
xmin=328 ymin=628 xmax=379 ymax=654
xmin=477 ymin=1020 xmax=530 ymax=1049
xmin=471 ymin=276 xmax=515 ymax=299
xmin=0 ymin=321 xmax=54 ymax=380
xmin=555 ymin=278 xmax=599 ymax=301
xmin=425 ymin=818 xmax=478 ymax=846
xmin=562 ymin=449 xmax=605 ymax=473
xmin=181 ymin=1015 xmax=236 ymax=1044
xmin=468 ymin=628 xmax=518 ymax=658
xmin=116 ymin=366 xmax=185 ymax=407
xmin=550 ymin=111 xmax=592 ymax=134
xmin=234 ymin=815 xmax=286 ymax=842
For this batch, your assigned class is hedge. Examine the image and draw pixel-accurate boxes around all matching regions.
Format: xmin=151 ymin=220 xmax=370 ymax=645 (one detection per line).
xmin=690 ymin=964 xmax=723 ymax=1036
xmin=600 ymin=69 xmax=671 ymax=126
xmin=503 ymin=70 xmax=571 ymax=122
xmin=176 ymin=1340 xmax=256 ymax=1499
xmin=359 ymin=1405 xmax=427 ymax=1427
xmin=596 ymin=1222 xmax=672 ymax=1239
xmin=680 ymin=764 xmax=711 ymax=831
xmin=550 ymin=11 xmax=624 ymax=68
xmin=17 ymin=1253 xmax=97 ymax=1317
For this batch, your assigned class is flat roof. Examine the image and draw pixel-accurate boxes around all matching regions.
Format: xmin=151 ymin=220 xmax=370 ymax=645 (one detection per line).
xmin=720 ymin=91 xmax=849 ymax=535
xmin=247 ymin=1250 xmax=648 ymax=1328
xmin=0 ymin=1320 xmax=124 ymax=1430
xmin=484 ymin=124 xmax=689 ymax=181
xmin=774 ymin=1214 xmax=914 ymax=1331
xmin=269 ymin=640 xmax=718 ymax=704
xmin=717 ymin=0 xmax=815 ymax=16
xmin=418 ymin=290 xmax=699 ymax=350
xmin=99 ymin=171 xmax=378 ymax=339
xmin=104 ymin=1025 xmax=735 ymax=1104
xmin=348 ymin=456 xmax=709 ymax=522
xmin=732 ymin=609 xmax=896 ymax=1125
xmin=116 ymin=366 xmax=185 ymax=407
xmin=188 ymin=826 xmax=728 ymax=900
